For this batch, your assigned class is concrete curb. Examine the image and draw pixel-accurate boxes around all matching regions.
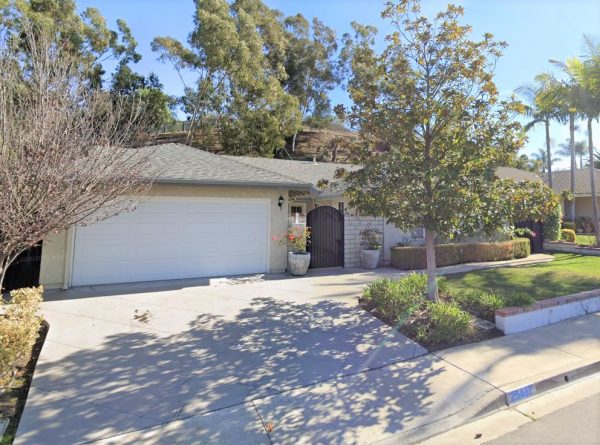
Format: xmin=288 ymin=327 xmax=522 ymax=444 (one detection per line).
xmin=503 ymin=359 xmax=600 ymax=406
xmin=379 ymin=359 xmax=600 ymax=444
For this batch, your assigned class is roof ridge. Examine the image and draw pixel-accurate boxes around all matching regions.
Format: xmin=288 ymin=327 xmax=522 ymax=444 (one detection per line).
xmin=221 ymin=154 xmax=314 ymax=187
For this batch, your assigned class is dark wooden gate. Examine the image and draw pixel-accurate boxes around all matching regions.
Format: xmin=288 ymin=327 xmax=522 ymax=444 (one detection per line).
xmin=516 ymin=220 xmax=544 ymax=253
xmin=3 ymin=244 xmax=42 ymax=292
xmin=306 ymin=206 xmax=344 ymax=268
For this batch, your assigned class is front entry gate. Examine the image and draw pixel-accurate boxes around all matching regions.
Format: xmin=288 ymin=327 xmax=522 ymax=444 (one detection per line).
xmin=306 ymin=206 xmax=344 ymax=268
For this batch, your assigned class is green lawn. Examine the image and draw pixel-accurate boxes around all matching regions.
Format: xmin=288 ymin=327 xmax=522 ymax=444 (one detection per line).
xmin=576 ymin=234 xmax=597 ymax=246
xmin=444 ymin=253 xmax=600 ymax=301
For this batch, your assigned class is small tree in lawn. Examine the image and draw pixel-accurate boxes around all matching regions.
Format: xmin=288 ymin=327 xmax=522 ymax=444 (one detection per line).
xmin=0 ymin=27 xmax=155 ymax=291
xmin=338 ymin=0 xmax=543 ymax=301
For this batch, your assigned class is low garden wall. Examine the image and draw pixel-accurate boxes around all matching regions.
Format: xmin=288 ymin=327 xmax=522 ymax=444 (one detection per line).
xmin=390 ymin=238 xmax=531 ymax=270
xmin=495 ymin=289 xmax=600 ymax=334
xmin=543 ymin=241 xmax=600 ymax=256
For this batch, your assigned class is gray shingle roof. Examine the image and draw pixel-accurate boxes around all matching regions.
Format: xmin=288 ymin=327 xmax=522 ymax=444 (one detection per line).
xmin=543 ymin=169 xmax=600 ymax=196
xmin=224 ymin=155 xmax=358 ymax=195
xmin=495 ymin=167 xmax=542 ymax=183
xmin=139 ymin=143 xmax=312 ymax=188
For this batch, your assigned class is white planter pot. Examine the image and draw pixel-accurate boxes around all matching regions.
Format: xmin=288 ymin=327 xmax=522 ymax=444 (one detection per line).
xmin=361 ymin=249 xmax=380 ymax=269
xmin=288 ymin=252 xmax=311 ymax=276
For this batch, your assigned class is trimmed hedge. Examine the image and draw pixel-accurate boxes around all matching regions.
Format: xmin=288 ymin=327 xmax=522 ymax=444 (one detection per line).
xmin=391 ymin=238 xmax=531 ymax=270
xmin=560 ymin=228 xmax=576 ymax=243
xmin=544 ymin=205 xmax=562 ymax=241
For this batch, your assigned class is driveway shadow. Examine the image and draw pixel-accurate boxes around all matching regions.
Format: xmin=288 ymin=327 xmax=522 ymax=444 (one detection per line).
xmin=17 ymin=296 xmax=428 ymax=444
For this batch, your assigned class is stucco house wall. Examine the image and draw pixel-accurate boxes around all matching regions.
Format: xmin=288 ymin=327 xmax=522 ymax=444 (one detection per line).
xmin=39 ymin=183 xmax=290 ymax=289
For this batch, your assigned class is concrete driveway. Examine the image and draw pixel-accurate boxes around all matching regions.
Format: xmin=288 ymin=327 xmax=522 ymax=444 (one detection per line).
xmin=16 ymin=268 xmax=428 ymax=444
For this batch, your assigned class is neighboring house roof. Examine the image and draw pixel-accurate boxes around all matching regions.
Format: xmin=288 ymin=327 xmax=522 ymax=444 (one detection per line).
xmin=140 ymin=143 xmax=313 ymax=189
xmin=495 ymin=167 xmax=542 ymax=183
xmin=543 ymin=169 xmax=600 ymax=196
xmin=224 ymin=155 xmax=358 ymax=197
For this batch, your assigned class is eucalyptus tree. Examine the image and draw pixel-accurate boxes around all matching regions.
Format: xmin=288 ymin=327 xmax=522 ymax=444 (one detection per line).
xmin=152 ymin=0 xmax=301 ymax=155
xmin=283 ymin=15 xmax=341 ymax=151
xmin=337 ymin=0 xmax=557 ymax=301
xmin=517 ymin=81 xmax=561 ymax=186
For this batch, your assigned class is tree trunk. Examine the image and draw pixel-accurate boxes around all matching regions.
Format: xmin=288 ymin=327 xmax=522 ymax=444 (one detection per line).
xmin=291 ymin=131 xmax=298 ymax=153
xmin=0 ymin=255 xmax=8 ymax=295
xmin=587 ymin=117 xmax=600 ymax=245
xmin=569 ymin=112 xmax=576 ymax=221
xmin=545 ymin=120 xmax=552 ymax=188
xmin=424 ymin=229 xmax=439 ymax=302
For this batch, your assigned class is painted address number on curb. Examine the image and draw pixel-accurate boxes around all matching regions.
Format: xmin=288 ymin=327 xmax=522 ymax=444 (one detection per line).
xmin=506 ymin=384 xmax=536 ymax=405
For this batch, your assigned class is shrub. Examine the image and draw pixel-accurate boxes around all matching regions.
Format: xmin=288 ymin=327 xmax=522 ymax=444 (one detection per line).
xmin=544 ymin=205 xmax=562 ymax=241
xmin=562 ymin=221 xmax=576 ymax=231
xmin=512 ymin=238 xmax=531 ymax=259
xmin=391 ymin=246 xmax=427 ymax=269
xmin=361 ymin=275 xmax=426 ymax=323
xmin=461 ymin=241 xmax=513 ymax=263
xmin=454 ymin=291 xmax=505 ymax=322
xmin=560 ymin=228 xmax=576 ymax=243
xmin=502 ymin=291 xmax=535 ymax=308
xmin=0 ymin=286 xmax=43 ymax=387
xmin=435 ymin=244 xmax=463 ymax=267
xmin=416 ymin=302 xmax=474 ymax=345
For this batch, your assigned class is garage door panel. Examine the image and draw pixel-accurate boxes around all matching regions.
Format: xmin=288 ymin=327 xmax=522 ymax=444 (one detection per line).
xmin=72 ymin=198 xmax=269 ymax=286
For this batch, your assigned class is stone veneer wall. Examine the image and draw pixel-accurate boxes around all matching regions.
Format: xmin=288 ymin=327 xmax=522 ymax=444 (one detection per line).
xmin=344 ymin=215 xmax=385 ymax=268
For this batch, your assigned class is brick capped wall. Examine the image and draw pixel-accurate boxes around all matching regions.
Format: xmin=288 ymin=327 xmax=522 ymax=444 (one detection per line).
xmin=344 ymin=215 xmax=385 ymax=268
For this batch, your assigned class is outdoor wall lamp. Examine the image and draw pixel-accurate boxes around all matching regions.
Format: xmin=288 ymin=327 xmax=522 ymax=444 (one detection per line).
xmin=278 ymin=195 xmax=285 ymax=209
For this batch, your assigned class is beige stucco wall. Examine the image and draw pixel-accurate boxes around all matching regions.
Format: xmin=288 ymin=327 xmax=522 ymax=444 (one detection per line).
xmin=39 ymin=183 xmax=290 ymax=289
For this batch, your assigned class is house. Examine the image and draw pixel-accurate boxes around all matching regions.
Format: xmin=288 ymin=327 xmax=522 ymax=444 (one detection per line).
xmin=544 ymin=169 xmax=600 ymax=221
xmin=35 ymin=144 xmax=540 ymax=289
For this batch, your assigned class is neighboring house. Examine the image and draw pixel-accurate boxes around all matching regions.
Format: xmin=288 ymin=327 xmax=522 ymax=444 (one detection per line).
xmin=34 ymin=145 xmax=541 ymax=289
xmin=543 ymin=169 xmax=600 ymax=221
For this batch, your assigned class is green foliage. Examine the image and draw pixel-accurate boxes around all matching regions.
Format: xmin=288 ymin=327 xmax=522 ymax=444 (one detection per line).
xmin=390 ymin=239 xmax=529 ymax=270
xmin=502 ymin=292 xmax=535 ymax=308
xmin=110 ymin=65 xmax=175 ymax=132
xmin=561 ymin=228 xmax=576 ymax=242
xmin=562 ymin=221 xmax=576 ymax=231
xmin=361 ymin=274 xmax=427 ymax=323
xmin=544 ymin=205 xmax=562 ymax=241
xmin=512 ymin=238 xmax=531 ymax=259
xmin=416 ymin=302 xmax=474 ymax=345
xmin=575 ymin=216 xmax=595 ymax=234
xmin=0 ymin=286 xmax=43 ymax=387
xmin=453 ymin=292 xmax=504 ymax=321
xmin=0 ymin=0 xmax=140 ymax=87
xmin=152 ymin=0 xmax=314 ymax=156
xmin=360 ymin=228 xmax=383 ymax=250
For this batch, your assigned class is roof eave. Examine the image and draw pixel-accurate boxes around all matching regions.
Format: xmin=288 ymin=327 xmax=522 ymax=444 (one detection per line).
xmin=155 ymin=178 xmax=314 ymax=190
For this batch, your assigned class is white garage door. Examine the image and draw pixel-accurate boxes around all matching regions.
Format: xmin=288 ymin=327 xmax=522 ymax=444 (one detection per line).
xmin=71 ymin=197 xmax=269 ymax=286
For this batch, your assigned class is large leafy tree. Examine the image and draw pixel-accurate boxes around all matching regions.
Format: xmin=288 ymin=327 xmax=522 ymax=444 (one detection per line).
xmin=0 ymin=0 xmax=140 ymax=87
xmin=152 ymin=0 xmax=301 ymax=155
xmin=283 ymin=14 xmax=341 ymax=151
xmin=337 ymin=0 xmax=557 ymax=301
xmin=110 ymin=64 xmax=176 ymax=133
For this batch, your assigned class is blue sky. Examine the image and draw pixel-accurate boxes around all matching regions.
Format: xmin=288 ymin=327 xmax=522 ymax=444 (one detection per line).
xmin=79 ymin=0 xmax=600 ymax=168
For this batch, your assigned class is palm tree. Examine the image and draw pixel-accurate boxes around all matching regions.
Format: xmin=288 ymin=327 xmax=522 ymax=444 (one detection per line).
xmin=557 ymin=139 xmax=586 ymax=168
xmin=537 ymin=72 xmax=579 ymax=221
xmin=531 ymin=147 xmax=561 ymax=173
xmin=558 ymin=35 xmax=600 ymax=242
xmin=517 ymin=81 xmax=561 ymax=187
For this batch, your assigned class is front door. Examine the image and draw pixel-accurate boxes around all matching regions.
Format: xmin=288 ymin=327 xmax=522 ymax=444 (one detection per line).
xmin=306 ymin=206 xmax=344 ymax=268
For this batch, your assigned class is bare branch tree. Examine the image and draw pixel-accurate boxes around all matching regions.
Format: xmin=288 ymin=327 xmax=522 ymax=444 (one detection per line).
xmin=0 ymin=25 xmax=156 ymax=291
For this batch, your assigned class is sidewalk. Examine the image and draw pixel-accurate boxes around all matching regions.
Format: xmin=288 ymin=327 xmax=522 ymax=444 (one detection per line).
xmin=98 ymin=311 xmax=600 ymax=445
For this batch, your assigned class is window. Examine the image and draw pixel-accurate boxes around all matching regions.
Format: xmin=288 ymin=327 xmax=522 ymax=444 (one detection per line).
xmin=290 ymin=205 xmax=303 ymax=214
xmin=338 ymin=202 xmax=345 ymax=213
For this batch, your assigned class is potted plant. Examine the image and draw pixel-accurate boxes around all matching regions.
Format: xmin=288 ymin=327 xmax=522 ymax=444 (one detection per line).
xmin=273 ymin=226 xmax=311 ymax=276
xmin=360 ymin=227 xmax=383 ymax=269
